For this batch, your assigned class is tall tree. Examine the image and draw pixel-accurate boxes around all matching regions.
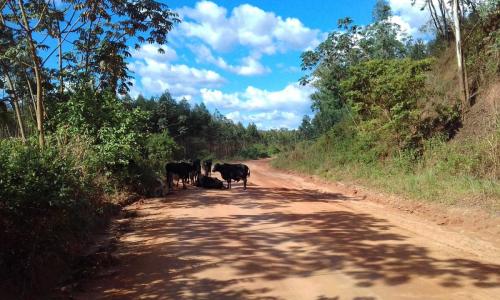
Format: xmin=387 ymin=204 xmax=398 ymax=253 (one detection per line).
xmin=452 ymin=0 xmax=470 ymax=113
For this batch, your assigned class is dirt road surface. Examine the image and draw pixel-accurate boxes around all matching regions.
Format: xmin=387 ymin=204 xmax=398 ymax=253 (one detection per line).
xmin=76 ymin=160 xmax=500 ymax=300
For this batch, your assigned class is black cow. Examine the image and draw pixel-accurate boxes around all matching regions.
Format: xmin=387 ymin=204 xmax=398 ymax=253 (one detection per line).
xmin=165 ymin=162 xmax=191 ymax=190
xmin=212 ymin=163 xmax=250 ymax=190
xmin=190 ymin=159 xmax=201 ymax=185
xmin=196 ymin=175 xmax=224 ymax=189
xmin=203 ymin=159 xmax=213 ymax=177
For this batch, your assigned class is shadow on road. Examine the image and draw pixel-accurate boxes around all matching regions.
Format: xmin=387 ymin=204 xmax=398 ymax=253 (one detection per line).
xmin=163 ymin=185 xmax=355 ymax=210
xmin=82 ymin=185 xmax=500 ymax=299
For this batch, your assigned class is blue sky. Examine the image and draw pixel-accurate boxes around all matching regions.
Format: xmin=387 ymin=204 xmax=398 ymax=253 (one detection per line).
xmin=128 ymin=0 xmax=430 ymax=129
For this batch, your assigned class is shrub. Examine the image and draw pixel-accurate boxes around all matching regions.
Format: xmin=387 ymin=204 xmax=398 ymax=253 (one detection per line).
xmin=0 ymin=139 xmax=105 ymax=288
xmin=239 ymin=144 xmax=270 ymax=159
xmin=144 ymin=130 xmax=178 ymax=173
xmin=50 ymin=88 xmax=147 ymax=173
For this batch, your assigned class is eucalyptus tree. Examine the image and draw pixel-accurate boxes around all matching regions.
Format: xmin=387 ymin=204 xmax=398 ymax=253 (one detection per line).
xmin=0 ymin=0 xmax=179 ymax=148
xmin=411 ymin=0 xmax=482 ymax=40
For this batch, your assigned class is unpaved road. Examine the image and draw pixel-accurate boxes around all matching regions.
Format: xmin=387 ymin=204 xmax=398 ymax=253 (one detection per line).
xmin=77 ymin=160 xmax=500 ymax=300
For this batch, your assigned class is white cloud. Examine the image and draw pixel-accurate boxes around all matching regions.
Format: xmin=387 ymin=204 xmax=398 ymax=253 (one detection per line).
xmin=200 ymin=83 xmax=314 ymax=128
xmin=129 ymin=44 xmax=224 ymax=98
xmin=178 ymin=1 xmax=322 ymax=54
xmin=200 ymin=83 xmax=314 ymax=113
xmin=189 ymin=44 xmax=270 ymax=75
xmin=226 ymin=110 xmax=303 ymax=129
xmin=388 ymin=0 xmax=431 ymax=38
xmin=131 ymin=44 xmax=178 ymax=62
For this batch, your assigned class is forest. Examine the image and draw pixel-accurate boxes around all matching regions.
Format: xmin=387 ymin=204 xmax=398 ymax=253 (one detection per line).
xmin=0 ymin=0 xmax=499 ymax=296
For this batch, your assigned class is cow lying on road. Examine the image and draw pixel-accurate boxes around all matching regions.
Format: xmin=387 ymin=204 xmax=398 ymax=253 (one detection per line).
xmin=212 ymin=163 xmax=250 ymax=190
xmin=196 ymin=175 xmax=224 ymax=189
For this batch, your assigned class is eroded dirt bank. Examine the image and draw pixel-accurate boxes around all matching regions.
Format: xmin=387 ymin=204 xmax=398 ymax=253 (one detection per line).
xmin=75 ymin=160 xmax=500 ymax=300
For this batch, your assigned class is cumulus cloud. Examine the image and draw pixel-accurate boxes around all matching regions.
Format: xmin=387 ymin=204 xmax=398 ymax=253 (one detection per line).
xmin=129 ymin=44 xmax=224 ymax=98
xmin=178 ymin=1 xmax=322 ymax=54
xmin=200 ymin=83 xmax=314 ymax=112
xmin=131 ymin=44 xmax=178 ymax=62
xmin=189 ymin=44 xmax=270 ymax=75
xmin=200 ymin=83 xmax=314 ymax=128
xmin=388 ymin=0 xmax=431 ymax=38
xmin=226 ymin=110 xmax=303 ymax=129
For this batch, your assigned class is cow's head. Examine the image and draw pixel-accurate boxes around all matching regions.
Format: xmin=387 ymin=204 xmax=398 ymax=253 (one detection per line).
xmin=212 ymin=163 xmax=222 ymax=173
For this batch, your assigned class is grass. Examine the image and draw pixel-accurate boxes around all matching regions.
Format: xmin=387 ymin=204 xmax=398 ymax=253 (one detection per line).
xmin=272 ymin=132 xmax=500 ymax=213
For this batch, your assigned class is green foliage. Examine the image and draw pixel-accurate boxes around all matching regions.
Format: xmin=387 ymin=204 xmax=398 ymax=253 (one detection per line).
xmin=145 ymin=130 xmax=178 ymax=172
xmin=0 ymin=139 xmax=108 ymax=285
xmin=274 ymin=130 xmax=500 ymax=211
xmin=132 ymin=92 xmax=293 ymax=159
xmin=464 ymin=2 xmax=500 ymax=86
xmin=298 ymin=115 xmax=315 ymax=139
xmin=50 ymin=88 xmax=147 ymax=173
xmin=276 ymin=0 xmax=500 ymax=213
xmin=238 ymin=144 xmax=270 ymax=160
xmin=341 ymin=58 xmax=433 ymax=150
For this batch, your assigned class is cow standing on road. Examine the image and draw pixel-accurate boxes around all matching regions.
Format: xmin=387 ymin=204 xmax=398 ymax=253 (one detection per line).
xmin=165 ymin=162 xmax=191 ymax=190
xmin=212 ymin=163 xmax=250 ymax=190
xmin=190 ymin=159 xmax=201 ymax=185
xmin=203 ymin=159 xmax=213 ymax=177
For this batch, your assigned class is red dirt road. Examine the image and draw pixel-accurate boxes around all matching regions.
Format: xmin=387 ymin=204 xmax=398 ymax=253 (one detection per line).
xmin=76 ymin=160 xmax=500 ymax=300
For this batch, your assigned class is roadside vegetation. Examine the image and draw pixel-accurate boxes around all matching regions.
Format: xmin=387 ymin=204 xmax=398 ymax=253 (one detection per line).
xmin=274 ymin=0 xmax=499 ymax=211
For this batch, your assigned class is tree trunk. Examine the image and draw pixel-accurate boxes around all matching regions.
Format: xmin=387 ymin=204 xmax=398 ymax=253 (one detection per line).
xmin=453 ymin=0 xmax=470 ymax=116
xmin=429 ymin=0 xmax=444 ymax=37
xmin=3 ymin=68 xmax=26 ymax=142
xmin=438 ymin=0 xmax=449 ymax=40
xmin=18 ymin=0 xmax=45 ymax=148
xmin=58 ymin=31 xmax=64 ymax=98
xmin=25 ymin=72 xmax=38 ymax=122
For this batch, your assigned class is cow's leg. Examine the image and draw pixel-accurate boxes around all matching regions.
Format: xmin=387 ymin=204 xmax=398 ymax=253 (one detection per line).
xmin=243 ymin=178 xmax=247 ymax=190
xmin=167 ymin=174 xmax=171 ymax=191
xmin=182 ymin=178 xmax=187 ymax=189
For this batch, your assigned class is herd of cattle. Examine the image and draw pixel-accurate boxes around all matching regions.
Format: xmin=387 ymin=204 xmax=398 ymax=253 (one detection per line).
xmin=165 ymin=159 xmax=251 ymax=192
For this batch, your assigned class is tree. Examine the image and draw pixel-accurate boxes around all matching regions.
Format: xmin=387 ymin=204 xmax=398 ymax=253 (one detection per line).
xmin=360 ymin=0 xmax=408 ymax=60
xmin=452 ymin=0 xmax=470 ymax=114
xmin=341 ymin=58 xmax=433 ymax=148
xmin=246 ymin=123 xmax=261 ymax=143
xmin=298 ymin=115 xmax=315 ymax=139
xmin=413 ymin=0 xmax=482 ymax=41
xmin=1 ymin=0 xmax=180 ymax=147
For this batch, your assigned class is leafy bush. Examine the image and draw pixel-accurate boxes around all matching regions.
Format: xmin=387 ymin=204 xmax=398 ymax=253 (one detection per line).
xmin=239 ymin=144 xmax=270 ymax=159
xmin=341 ymin=58 xmax=433 ymax=152
xmin=0 ymin=139 xmax=107 ymax=287
xmin=50 ymin=88 xmax=147 ymax=172
xmin=144 ymin=130 xmax=178 ymax=172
